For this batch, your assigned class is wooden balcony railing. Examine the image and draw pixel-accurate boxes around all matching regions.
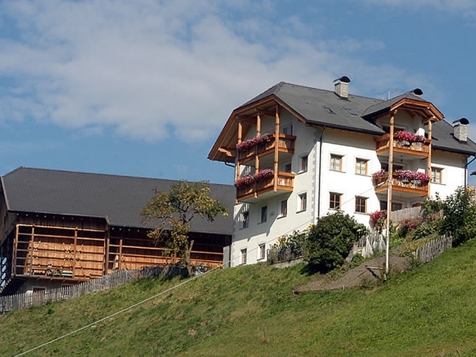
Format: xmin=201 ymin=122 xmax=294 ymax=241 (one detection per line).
xmin=375 ymin=134 xmax=430 ymax=156
xmin=236 ymin=172 xmax=294 ymax=201
xmin=373 ymin=172 xmax=429 ymax=196
xmin=237 ymin=134 xmax=295 ymax=162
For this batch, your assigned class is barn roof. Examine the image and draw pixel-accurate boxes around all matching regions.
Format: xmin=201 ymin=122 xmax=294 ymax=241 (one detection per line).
xmin=0 ymin=167 xmax=234 ymax=235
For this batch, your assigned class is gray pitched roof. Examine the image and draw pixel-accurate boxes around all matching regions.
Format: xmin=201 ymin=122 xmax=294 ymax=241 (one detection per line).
xmin=238 ymin=82 xmax=476 ymax=155
xmin=239 ymin=82 xmax=384 ymax=135
xmin=1 ymin=167 xmax=234 ymax=235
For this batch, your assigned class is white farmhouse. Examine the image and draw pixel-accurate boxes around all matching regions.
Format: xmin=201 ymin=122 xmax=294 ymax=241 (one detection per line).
xmin=209 ymin=78 xmax=476 ymax=266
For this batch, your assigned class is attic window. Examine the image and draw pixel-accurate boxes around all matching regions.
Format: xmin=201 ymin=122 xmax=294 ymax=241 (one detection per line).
xmin=344 ymin=107 xmax=357 ymax=116
xmin=323 ymin=105 xmax=336 ymax=114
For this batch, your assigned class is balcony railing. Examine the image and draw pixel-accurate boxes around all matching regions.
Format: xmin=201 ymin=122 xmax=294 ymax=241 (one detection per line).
xmin=237 ymin=134 xmax=295 ymax=162
xmin=375 ymin=133 xmax=430 ymax=156
xmin=236 ymin=172 xmax=294 ymax=202
xmin=373 ymin=172 xmax=429 ymax=196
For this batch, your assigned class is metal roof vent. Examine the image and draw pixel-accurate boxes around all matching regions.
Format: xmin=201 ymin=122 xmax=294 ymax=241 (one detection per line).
xmin=333 ymin=76 xmax=350 ymax=99
xmin=453 ymin=118 xmax=469 ymax=142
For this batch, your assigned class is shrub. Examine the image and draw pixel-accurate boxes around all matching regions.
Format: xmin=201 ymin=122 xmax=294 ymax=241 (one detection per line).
xmin=305 ymin=212 xmax=368 ymax=273
xmin=440 ymin=186 xmax=476 ymax=246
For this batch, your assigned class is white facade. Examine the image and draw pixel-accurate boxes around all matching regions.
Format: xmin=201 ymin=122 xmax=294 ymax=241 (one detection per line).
xmin=210 ymin=81 xmax=475 ymax=267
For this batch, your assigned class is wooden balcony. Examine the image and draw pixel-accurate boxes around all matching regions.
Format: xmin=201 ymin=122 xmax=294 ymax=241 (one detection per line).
xmin=236 ymin=172 xmax=294 ymax=203
xmin=373 ymin=173 xmax=429 ymax=197
xmin=237 ymin=134 xmax=295 ymax=163
xmin=375 ymin=133 xmax=430 ymax=158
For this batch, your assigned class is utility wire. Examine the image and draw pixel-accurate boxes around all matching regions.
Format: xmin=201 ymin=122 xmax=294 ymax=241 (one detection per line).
xmin=13 ymin=266 xmax=222 ymax=357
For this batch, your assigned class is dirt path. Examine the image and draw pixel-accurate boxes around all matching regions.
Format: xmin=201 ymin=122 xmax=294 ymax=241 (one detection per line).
xmin=294 ymin=256 xmax=411 ymax=293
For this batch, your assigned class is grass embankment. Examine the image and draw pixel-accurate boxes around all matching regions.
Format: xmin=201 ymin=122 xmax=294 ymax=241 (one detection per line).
xmin=2 ymin=240 xmax=476 ymax=356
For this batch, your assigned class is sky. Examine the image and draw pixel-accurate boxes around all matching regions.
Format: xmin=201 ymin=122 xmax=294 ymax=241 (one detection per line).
xmin=1 ymin=0 xmax=476 ymax=185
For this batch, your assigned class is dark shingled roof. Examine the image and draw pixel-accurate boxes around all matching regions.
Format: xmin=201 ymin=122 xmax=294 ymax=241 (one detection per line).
xmin=238 ymin=82 xmax=476 ymax=155
xmin=239 ymin=82 xmax=384 ymax=135
xmin=1 ymin=167 xmax=234 ymax=235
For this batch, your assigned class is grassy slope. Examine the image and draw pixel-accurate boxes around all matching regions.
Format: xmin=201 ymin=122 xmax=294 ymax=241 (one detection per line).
xmin=2 ymin=240 xmax=476 ymax=357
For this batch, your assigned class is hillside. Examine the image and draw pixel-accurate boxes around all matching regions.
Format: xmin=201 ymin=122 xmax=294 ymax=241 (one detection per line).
xmin=2 ymin=240 xmax=476 ymax=356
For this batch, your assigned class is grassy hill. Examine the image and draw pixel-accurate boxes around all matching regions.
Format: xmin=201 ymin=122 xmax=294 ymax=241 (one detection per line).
xmin=2 ymin=239 xmax=476 ymax=357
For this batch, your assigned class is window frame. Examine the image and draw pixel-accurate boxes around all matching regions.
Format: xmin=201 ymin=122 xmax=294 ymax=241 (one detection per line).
xmin=298 ymin=192 xmax=307 ymax=212
xmin=329 ymin=192 xmax=342 ymax=210
xmin=259 ymin=205 xmax=267 ymax=224
xmin=431 ymin=167 xmax=443 ymax=184
xmin=241 ymin=210 xmax=249 ymax=229
xmin=355 ymin=158 xmax=368 ymax=176
xmin=240 ymin=248 xmax=247 ymax=265
xmin=258 ymin=243 xmax=266 ymax=260
xmin=279 ymin=199 xmax=288 ymax=218
xmin=330 ymin=154 xmax=343 ymax=172
xmin=300 ymin=155 xmax=308 ymax=173
xmin=355 ymin=196 xmax=367 ymax=213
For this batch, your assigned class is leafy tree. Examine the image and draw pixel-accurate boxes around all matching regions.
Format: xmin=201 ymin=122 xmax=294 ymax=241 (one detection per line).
xmin=140 ymin=180 xmax=228 ymax=276
xmin=305 ymin=211 xmax=368 ymax=273
xmin=440 ymin=186 xmax=476 ymax=246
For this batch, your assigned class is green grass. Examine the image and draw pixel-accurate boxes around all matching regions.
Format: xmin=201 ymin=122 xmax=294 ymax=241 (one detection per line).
xmin=2 ymin=239 xmax=476 ymax=356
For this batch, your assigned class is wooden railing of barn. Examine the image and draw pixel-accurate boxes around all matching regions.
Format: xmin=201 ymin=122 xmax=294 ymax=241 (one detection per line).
xmin=0 ymin=265 xmax=185 ymax=313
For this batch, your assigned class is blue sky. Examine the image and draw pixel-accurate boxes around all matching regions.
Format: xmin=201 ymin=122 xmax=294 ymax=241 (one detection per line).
xmin=1 ymin=0 xmax=476 ymax=185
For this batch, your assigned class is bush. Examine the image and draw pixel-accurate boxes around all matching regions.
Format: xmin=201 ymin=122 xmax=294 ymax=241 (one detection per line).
xmin=440 ymin=186 xmax=476 ymax=246
xmin=305 ymin=211 xmax=368 ymax=273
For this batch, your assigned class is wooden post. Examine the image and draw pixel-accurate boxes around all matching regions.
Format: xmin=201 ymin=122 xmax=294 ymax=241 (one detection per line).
xmin=386 ymin=109 xmax=397 ymax=274
xmin=73 ymin=228 xmax=78 ymax=277
xmin=13 ymin=224 xmax=19 ymax=276
xmin=274 ymin=105 xmax=280 ymax=192
xmin=28 ymin=226 xmax=35 ymax=275
xmin=427 ymin=118 xmax=433 ymax=198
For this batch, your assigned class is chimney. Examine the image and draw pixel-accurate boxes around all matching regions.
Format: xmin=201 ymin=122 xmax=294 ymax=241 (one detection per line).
xmin=453 ymin=118 xmax=469 ymax=142
xmin=333 ymin=76 xmax=350 ymax=99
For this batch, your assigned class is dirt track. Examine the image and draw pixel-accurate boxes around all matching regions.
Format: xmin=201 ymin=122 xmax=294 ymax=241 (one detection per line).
xmin=294 ymin=256 xmax=411 ymax=293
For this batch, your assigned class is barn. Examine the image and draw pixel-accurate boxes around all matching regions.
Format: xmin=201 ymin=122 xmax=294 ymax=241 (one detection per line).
xmin=0 ymin=167 xmax=234 ymax=295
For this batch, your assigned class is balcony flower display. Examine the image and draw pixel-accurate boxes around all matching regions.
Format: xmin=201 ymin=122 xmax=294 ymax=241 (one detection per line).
xmin=394 ymin=130 xmax=425 ymax=144
xmin=234 ymin=169 xmax=274 ymax=188
xmin=395 ymin=169 xmax=430 ymax=183
xmin=236 ymin=133 xmax=272 ymax=152
xmin=372 ymin=169 xmax=387 ymax=179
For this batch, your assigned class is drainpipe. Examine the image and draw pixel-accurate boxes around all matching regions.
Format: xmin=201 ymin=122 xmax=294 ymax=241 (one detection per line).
xmin=317 ymin=126 xmax=326 ymax=220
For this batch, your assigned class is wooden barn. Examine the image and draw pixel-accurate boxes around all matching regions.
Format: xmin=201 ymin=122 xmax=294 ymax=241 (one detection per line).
xmin=0 ymin=167 xmax=234 ymax=295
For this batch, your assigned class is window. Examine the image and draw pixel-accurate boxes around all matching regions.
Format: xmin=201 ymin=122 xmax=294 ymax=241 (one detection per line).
xmin=298 ymin=193 xmax=307 ymax=212
xmin=300 ymin=155 xmax=308 ymax=172
xmin=431 ymin=167 xmax=442 ymax=184
xmin=355 ymin=196 xmax=367 ymax=213
xmin=258 ymin=244 xmax=266 ymax=260
xmin=329 ymin=192 xmax=342 ymax=209
xmin=283 ymin=162 xmax=292 ymax=173
xmin=380 ymin=201 xmax=403 ymax=211
xmin=260 ymin=206 xmax=267 ymax=223
xmin=281 ymin=125 xmax=293 ymax=135
xmin=241 ymin=211 xmax=249 ymax=229
xmin=355 ymin=158 xmax=368 ymax=175
xmin=241 ymin=249 xmax=247 ymax=265
xmin=330 ymin=154 xmax=343 ymax=171
xmin=279 ymin=199 xmax=288 ymax=217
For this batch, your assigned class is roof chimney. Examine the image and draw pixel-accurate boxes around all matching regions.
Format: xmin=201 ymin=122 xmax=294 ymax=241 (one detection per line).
xmin=333 ymin=76 xmax=350 ymax=99
xmin=453 ymin=118 xmax=469 ymax=142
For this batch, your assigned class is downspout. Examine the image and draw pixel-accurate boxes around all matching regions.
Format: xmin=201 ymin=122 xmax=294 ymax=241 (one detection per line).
xmin=317 ymin=126 xmax=326 ymax=220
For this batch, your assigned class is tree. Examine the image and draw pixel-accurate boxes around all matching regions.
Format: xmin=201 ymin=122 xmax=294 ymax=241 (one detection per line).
xmin=440 ymin=186 xmax=476 ymax=246
xmin=305 ymin=211 xmax=368 ymax=273
xmin=140 ymin=180 xmax=228 ymax=276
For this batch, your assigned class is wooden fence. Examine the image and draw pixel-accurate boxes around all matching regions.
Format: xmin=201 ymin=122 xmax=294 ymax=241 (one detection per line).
xmin=0 ymin=265 xmax=186 ymax=313
xmin=414 ymin=234 xmax=453 ymax=264
xmin=391 ymin=207 xmax=422 ymax=224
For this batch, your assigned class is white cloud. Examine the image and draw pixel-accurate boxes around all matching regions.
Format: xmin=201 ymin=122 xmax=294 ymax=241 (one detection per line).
xmin=359 ymin=0 xmax=476 ymax=14
xmin=0 ymin=0 xmax=446 ymax=143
